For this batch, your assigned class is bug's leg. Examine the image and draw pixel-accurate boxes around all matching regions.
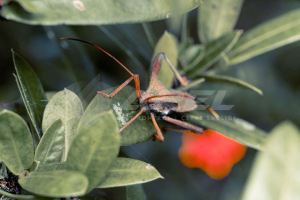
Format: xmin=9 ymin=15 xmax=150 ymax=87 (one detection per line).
xmin=150 ymin=113 xmax=164 ymax=142
xmin=162 ymin=115 xmax=203 ymax=133
xmin=163 ymin=54 xmax=189 ymax=86
xmin=119 ymin=107 xmax=147 ymax=132
xmin=97 ymin=74 xmax=141 ymax=100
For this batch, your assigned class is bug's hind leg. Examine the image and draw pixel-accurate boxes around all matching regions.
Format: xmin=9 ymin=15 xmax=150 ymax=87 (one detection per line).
xmin=150 ymin=113 xmax=164 ymax=142
xmin=162 ymin=116 xmax=203 ymax=133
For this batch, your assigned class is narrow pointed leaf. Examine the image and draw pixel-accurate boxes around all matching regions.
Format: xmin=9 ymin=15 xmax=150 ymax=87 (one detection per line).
xmin=66 ymin=110 xmax=120 ymax=193
xmin=180 ymin=44 xmax=205 ymax=70
xmin=0 ymin=189 xmax=46 ymax=200
xmin=198 ymin=0 xmax=244 ymax=43
xmin=195 ymin=74 xmax=263 ymax=95
xmin=228 ymin=8 xmax=300 ymax=66
xmin=0 ymin=110 xmax=34 ymax=175
xmin=12 ymin=50 xmax=47 ymax=139
xmin=98 ymin=158 xmax=163 ymax=188
xmin=36 ymin=162 xmax=65 ymax=172
xmin=82 ymin=86 xmax=155 ymax=146
xmin=35 ymin=119 xmax=65 ymax=164
xmin=188 ymin=111 xmax=267 ymax=150
xmin=19 ymin=171 xmax=88 ymax=198
xmin=152 ymin=31 xmax=179 ymax=88
xmin=42 ymin=88 xmax=83 ymax=161
xmin=0 ymin=0 xmax=201 ymax=25
xmin=186 ymin=31 xmax=242 ymax=77
xmin=242 ymin=121 xmax=300 ymax=200
xmin=127 ymin=185 xmax=147 ymax=200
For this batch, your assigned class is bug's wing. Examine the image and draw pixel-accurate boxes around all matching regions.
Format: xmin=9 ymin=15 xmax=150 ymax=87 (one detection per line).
xmin=141 ymin=74 xmax=177 ymax=103
xmin=168 ymin=89 xmax=198 ymax=112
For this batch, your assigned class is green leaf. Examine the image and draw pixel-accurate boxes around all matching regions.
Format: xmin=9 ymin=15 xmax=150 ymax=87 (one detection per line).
xmin=0 ymin=0 xmax=201 ymax=25
xmin=186 ymin=30 xmax=242 ymax=77
xmin=66 ymin=110 xmax=120 ymax=193
xmin=42 ymin=88 xmax=83 ymax=162
xmin=35 ymin=119 xmax=65 ymax=164
xmin=198 ymin=0 xmax=244 ymax=43
xmin=12 ymin=50 xmax=47 ymax=140
xmin=45 ymin=91 xmax=57 ymax=101
xmin=195 ymin=74 xmax=263 ymax=95
xmin=36 ymin=162 xmax=65 ymax=172
xmin=179 ymin=44 xmax=205 ymax=70
xmin=242 ymin=121 xmax=300 ymax=200
xmin=228 ymin=8 xmax=300 ymax=66
xmin=187 ymin=111 xmax=267 ymax=150
xmin=98 ymin=158 xmax=163 ymax=188
xmin=82 ymin=86 xmax=155 ymax=146
xmin=126 ymin=185 xmax=147 ymax=200
xmin=176 ymin=78 xmax=205 ymax=91
xmin=0 ymin=110 xmax=34 ymax=175
xmin=19 ymin=170 xmax=88 ymax=198
xmin=0 ymin=189 xmax=46 ymax=200
xmin=152 ymin=31 xmax=179 ymax=88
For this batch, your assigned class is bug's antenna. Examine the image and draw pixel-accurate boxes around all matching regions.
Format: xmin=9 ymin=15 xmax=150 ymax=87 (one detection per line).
xmin=145 ymin=94 xmax=220 ymax=119
xmin=60 ymin=37 xmax=134 ymax=76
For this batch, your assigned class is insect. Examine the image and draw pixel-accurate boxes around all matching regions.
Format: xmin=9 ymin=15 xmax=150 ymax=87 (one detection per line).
xmin=61 ymin=38 xmax=219 ymax=142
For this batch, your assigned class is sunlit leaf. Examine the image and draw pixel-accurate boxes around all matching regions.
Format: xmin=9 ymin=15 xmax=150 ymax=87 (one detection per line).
xmin=35 ymin=119 xmax=65 ymax=164
xmin=228 ymin=8 xmax=300 ymax=65
xmin=0 ymin=110 xmax=34 ymax=175
xmin=126 ymin=184 xmax=147 ymax=200
xmin=42 ymin=88 xmax=83 ymax=161
xmin=82 ymin=86 xmax=155 ymax=146
xmin=242 ymin=121 xmax=300 ymax=200
xmin=195 ymin=74 xmax=263 ymax=95
xmin=198 ymin=0 xmax=244 ymax=43
xmin=36 ymin=162 xmax=65 ymax=172
xmin=152 ymin=31 xmax=179 ymax=88
xmin=0 ymin=189 xmax=45 ymax=200
xmin=66 ymin=110 xmax=120 ymax=193
xmin=12 ymin=50 xmax=47 ymax=140
xmin=19 ymin=170 xmax=88 ymax=198
xmin=0 ymin=0 xmax=201 ymax=25
xmin=98 ymin=158 xmax=163 ymax=188
xmin=187 ymin=111 xmax=267 ymax=150
xmin=186 ymin=31 xmax=242 ymax=77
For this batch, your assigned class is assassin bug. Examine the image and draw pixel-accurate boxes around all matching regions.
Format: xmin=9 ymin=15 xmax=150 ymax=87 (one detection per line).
xmin=61 ymin=38 xmax=219 ymax=142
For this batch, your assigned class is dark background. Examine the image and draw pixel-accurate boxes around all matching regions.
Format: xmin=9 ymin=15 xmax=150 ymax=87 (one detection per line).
xmin=1 ymin=0 xmax=300 ymax=199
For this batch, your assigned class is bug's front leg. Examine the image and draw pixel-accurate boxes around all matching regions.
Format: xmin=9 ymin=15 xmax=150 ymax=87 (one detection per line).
xmin=97 ymin=74 xmax=141 ymax=100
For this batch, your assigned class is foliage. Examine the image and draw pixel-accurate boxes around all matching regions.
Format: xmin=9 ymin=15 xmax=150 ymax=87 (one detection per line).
xmin=0 ymin=53 xmax=162 ymax=199
xmin=1 ymin=0 xmax=300 ymax=199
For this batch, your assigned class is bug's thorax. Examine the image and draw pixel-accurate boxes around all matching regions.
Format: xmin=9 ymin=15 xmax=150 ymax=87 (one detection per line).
xmin=139 ymin=73 xmax=198 ymax=114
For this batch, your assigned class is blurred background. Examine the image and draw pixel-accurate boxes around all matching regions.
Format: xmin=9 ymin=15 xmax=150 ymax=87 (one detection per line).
xmin=1 ymin=0 xmax=300 ymax=199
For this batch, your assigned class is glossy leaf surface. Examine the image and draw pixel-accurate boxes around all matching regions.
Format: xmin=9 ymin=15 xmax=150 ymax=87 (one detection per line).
xmin=19 ymin=170 xmax=88 ymax=198
xmin=35 ymin=119 xmax=65 ymax=164
xmin=228 ymin=8 xmax=300 ymax=65
xmin=42 ymin=88 xmax=83 ymax=161
xmin=66 ymin=110 xmax=120 ymax=193
xmin=242 ymin=121 xmax=300 ymax=200
xmin=13 ymin=50 xmax=47 ymax=139
xmin=0 ymin=0 xmax=201 ymax=25
xmin=98 ymin=158 xmax=163 ymax=188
